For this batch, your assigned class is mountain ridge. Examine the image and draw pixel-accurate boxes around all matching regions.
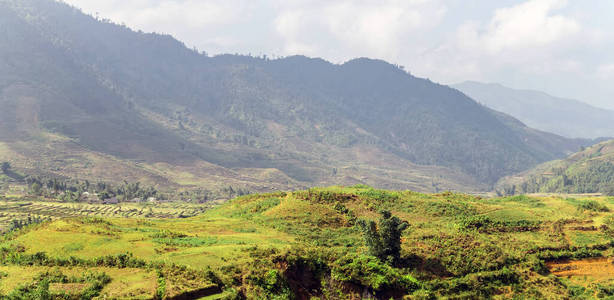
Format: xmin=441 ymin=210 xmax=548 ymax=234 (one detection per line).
xmin=453 ymin=81 xmax=614 ymax=139
xmin=0 ymin=0 xmax=598 ymax=193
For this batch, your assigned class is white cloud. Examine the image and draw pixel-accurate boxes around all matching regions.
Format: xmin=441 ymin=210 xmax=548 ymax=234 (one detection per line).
xmin=63 ymin=0 xmax=254 ymax=51
xmin=273 ymin=0 xmax=447 ymax=62
xmin=66 ymin=0 xmax=247 ymax=28
xmin=480 ymin=0 xmax=579 ymax=53
xmin=411 ymin=0 xmax=584 ymax=82
xmin=597 ymin=64 xmax=614 ymax=80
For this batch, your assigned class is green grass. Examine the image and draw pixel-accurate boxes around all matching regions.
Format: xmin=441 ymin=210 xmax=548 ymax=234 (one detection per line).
xmin=1 ymin=187 xmax=614 ymax=298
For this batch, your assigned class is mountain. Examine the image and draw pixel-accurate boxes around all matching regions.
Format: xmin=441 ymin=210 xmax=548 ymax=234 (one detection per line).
xmin=454 ymin=81 xmax=614 ymax=139
xmin=0 ymin=0 xmax=596 ymax=193
xmin=497 ymin=139 xmax=614 ymax=195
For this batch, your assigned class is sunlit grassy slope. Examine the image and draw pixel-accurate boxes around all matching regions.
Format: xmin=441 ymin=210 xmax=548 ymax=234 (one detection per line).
xmin=3 ymin=186 xmax=614 ymax=298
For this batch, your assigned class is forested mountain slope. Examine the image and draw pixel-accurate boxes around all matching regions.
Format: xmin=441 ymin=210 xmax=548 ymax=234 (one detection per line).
xmin=497 ymin=139 xmax=614 ymax=195
xmin=454 ymin=81 xmax=614 ymax=139
xmin=0 ymin=0 xmax=596 ymax=192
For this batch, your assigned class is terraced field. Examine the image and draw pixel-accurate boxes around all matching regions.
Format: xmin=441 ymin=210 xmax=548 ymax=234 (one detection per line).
xmin=1 ymin=188 xmax=614 ymax=298
xmin=0 ymin=199 xmax=217 ymax=232
xmin=0 ymin=266 xmax=157 ymax=298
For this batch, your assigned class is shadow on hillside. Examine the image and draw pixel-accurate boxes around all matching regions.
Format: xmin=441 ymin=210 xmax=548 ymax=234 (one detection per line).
xmin=402 ymin=254 xmax=452 ymax=278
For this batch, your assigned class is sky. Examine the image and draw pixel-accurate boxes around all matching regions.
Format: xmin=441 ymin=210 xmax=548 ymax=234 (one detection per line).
xmin=62 ymin=0 xmax=614 ymax=110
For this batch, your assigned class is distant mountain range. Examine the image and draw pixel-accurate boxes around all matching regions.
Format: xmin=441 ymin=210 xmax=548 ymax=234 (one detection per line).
xmin=454 ymin=81 xmax=614 ymax=139
xmin=0 ymin=0 xmax=598 ymax=193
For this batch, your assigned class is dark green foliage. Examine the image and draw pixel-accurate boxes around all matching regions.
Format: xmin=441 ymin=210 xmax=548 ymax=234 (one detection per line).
xmin=153 ymin=236 xmax=222 ymax=247
xmin=239 ymin=246 xmax=421 ymax=299
xmin=331 ymin=254 xmax=420 ymax=292
xmin=6 ymin=269 xmax=111 ymax=299
xmin=29 ymin=182 xmax=42 ymax=196
xmin=492 ymin=195 xmax=545 ymax=207
xmin=23 ymin=174 xmax=163 ymax=202
xmin=241 ymin=247 xmax=329 ymax=300
xmin=426 ymin=267 xmax=519 ymax=297
xmin=0 ymin=247 xmax=147 ymax=269
xmin=247 ymin=269 xmax=293 ymax=299
xmin=294 ymin=189 xmax=354 ymax=204
xmin=358 ymin=210 xmax=409 ymax=265
xmin=501 ymin=143 xmax=614 ymax=195
xmin=1 ymin=162 xmax=10 ymax=174
xmin=531 ymin=241 xmax=611 ymax=261
xmin=568 ymin=285 xmax=589 ymax=298
xmin=149 ymin=229 xmax=187 ymax=239
xmin=459 ymin=216 xmax=541 ymax=233
xmin=7 ymin=215 xmax=49 ymax=232
xmin=156 ymin=270 xmax=166 ymax=299
xmin=423 ymin=201 xmax=477 ymax=217
xmin=595 ymin=284 xmax=614 ymax=298
xmin=577 ymin=200 xmax=610 ymax=212
xmin=356 ymin=189 xmax=400 ymax=203
xmin=230 ymin=197 xmax=281 ymax=219
xmin=333 ymin=203 xmax=357 ymax=225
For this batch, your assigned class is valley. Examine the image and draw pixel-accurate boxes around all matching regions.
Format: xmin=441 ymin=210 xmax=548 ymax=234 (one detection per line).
xmin=0 ymin=0 xmax=613 ymax=299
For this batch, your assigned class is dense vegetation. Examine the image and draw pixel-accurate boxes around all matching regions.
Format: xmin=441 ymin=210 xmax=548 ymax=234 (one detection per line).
xmin=498 ymin=140 xmax=614 ymax=195
xmin=0 ymin=163 xmax=250 ymax=203
xmin=0 ymin=0 xmax=597 ymax=196
xmin=1 ymin=186 xmax=614 ymax=298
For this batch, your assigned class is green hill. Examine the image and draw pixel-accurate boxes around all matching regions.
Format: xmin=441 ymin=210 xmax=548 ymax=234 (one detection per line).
xmin=2 ymin=187 xmax=614 ymax=298
xmin=497 ymin=139 xmax=614 ymax=195
xmin=0 ymin=0 xmax=596 ymax=193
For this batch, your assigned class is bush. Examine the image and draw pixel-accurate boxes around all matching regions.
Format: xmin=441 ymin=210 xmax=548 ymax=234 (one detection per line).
xmin=358 ymin=210 xmax=409 ymax=265
xmin=577 ymin=200 xmax=609 ymax=212
xmin=427 ymin=267 xmax=519 ymax=297
xmin=459 ymin=216 xmax=541 ymax=233
xmin=8 ymin=269 xmax=111 ymax=299
xmin=331 ymin=254 xmax=420 ymax=292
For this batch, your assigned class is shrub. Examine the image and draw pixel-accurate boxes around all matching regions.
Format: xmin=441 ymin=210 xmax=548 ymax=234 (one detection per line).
xmin=459 ymin=216 xmax=540 ymax=233
xmin=331 ymin=254 xmax=420 ymax=292
xmin=358 ymin=210 xmax=409 ymax=265
xmin=8 ymin=269 xmax=111 ymax=299
xmin=577 ymin=200 xmax=609 ymax=212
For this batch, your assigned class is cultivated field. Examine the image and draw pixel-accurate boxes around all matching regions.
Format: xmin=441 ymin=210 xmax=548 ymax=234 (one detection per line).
xmin=1 ymin=188 xmax=614 ymax=298
xmin=0 ymin=198 xmax=217 ymax=232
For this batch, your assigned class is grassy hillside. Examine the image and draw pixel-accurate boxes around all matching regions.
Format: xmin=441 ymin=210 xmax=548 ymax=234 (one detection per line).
xmin=0 ymin=0 xmax=597 ymax=194
xmin=2 ymin=187 xmax=614 ymax=298
xmin=497 ymin=139 xmax=614 ymax=195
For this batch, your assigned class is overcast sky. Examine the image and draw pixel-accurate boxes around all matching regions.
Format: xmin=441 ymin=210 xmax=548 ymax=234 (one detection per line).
xmin=62 ymin=0 xmax=614 ymax=109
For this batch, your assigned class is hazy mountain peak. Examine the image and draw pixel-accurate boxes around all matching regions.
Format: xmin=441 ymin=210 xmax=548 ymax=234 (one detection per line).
xmin=454 ymin=81 xmax=614 ymax=139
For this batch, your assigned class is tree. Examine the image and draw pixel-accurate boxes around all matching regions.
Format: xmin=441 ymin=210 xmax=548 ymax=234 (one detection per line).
xmin=1 ymin=162 xmax=10 ymax=174
xmin=30 ymin=182 xmax=42 ymax=196
xmin=358 ymin=210 xmax=409 ymax=265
